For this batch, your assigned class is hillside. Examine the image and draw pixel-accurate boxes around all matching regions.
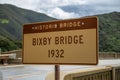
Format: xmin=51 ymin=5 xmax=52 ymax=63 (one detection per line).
xmin=0 ymin=4 xmax=56 ymax=52
xmin=0 ymin=4 xmax=120 ymax=52
xmin=0 ymin=4 xmax=56 ymax=40
xmin=98 ymin=12 xmax=120 ymax=52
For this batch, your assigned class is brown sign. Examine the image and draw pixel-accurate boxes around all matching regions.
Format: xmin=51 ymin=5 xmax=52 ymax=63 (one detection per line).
xmin=23 ymin=17 xmax=98 ymax=65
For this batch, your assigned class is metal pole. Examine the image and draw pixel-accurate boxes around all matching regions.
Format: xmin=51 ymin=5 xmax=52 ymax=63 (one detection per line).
xmin=55 ymin=65 xmax=60 ymax=80
xmin=0 ymin=48 xmax=1 ymax=54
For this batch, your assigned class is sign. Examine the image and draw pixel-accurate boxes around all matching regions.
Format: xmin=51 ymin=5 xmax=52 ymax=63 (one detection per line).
xmin=23 ymin=17 xmax=98 ymax=65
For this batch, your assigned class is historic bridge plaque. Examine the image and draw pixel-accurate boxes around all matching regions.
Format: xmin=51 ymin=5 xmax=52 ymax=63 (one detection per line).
xmin=23 ymin=17 xmax=98 ymax=65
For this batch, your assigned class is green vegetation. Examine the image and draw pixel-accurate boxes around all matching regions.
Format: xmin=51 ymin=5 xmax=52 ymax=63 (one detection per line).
xmin=98 ymin=12 xmax=120 ymax=52
xmin=0 ymin=4 xmax=56 ymax=52
xmin=0 ymin=19 xmax=9 ymax=24
xmin=0 ymin=4 xmax=120 ymax=52
xmin=0 ymin=4 xmax=56 ymax=40
xmin=0 ymin=35 xmax=21 ymax=52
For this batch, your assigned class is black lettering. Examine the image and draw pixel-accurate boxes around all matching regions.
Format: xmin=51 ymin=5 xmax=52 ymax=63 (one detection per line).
xmin=43 ymin=38 xmax=47 ymax=45
xmin=65 ymin=36 xmax=67 ymax=44
xmin=55 ymin=37 xmax=59 ymax=45
xmin=48 ymin=37 xmax=51 ymax=45
xmin=74 ymin=35 xmax=78 ymax=44
xmin=32 ymin=38 xmax=36 ymax=46
xmin=39 ymin=38 xmax=42 ymax=45
xmin=68 ymin=36 xmax=72 ymax=44
xmin=48 ymin=49 xmax=64 ymax=58
xmin=56 ymin=49 xmax=59 ymax=58
xmin=60 ymin=36 xmax=64 ymax=44
xmin=60 ymin=49 xmax=64 ymax=58
xmin=79 ymin=35 xmax=84 ymax=44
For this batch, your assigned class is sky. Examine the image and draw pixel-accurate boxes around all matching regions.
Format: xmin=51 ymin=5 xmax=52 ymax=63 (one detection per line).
xmin=0 ymin=0 xmax=120 ymax=19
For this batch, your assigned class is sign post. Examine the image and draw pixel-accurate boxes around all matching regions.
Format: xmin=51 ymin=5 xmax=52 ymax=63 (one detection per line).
xmin=0 ymin=48 xmax=1 ymax=54
xmin=23 ymin=17 xmax=98 ymax=80
xmin=55 ymin=65 xmax=60 ymax=80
